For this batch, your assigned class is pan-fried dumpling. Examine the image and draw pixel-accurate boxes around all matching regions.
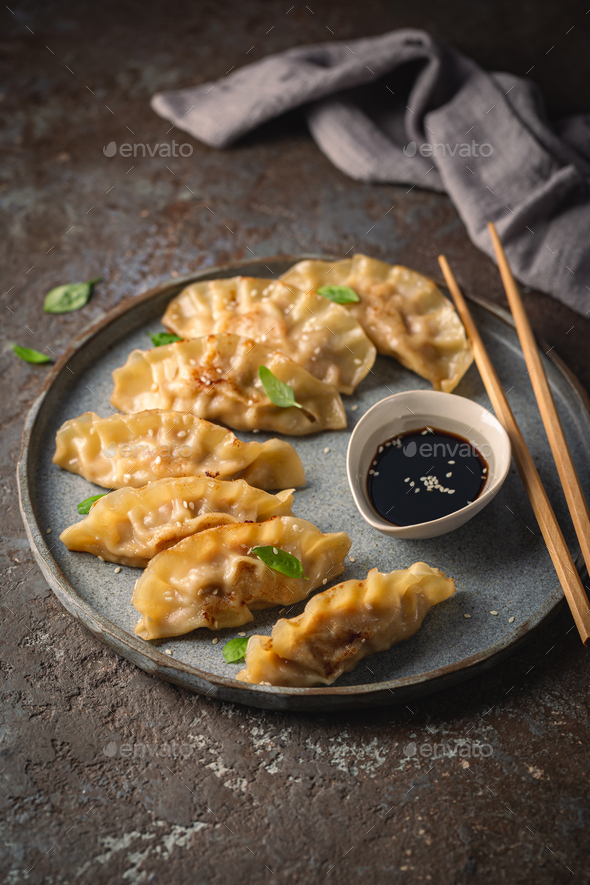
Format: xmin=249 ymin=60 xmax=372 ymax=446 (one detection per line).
xmin=280 ymin=254 xmax=473 ymax=393
xmin=133 ymin=516 xmax=352 ymax=639
xmin=237 ymin=562 xmax=455 ymax=687
xmin=162 ymin=275 xmax=376 ymax=394
xmin=53 ymin=410 xmax=305 ymax=490
xmin=60 ymin=478 xmax=295 ymax=568
xmin=111 ymin=333 xmax=346 ymax=436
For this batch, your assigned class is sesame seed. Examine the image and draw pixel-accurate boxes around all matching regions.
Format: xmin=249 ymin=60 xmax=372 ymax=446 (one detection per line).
xmin=322 ymin=578 xmax=327 ymax=584
xmin=404 ymin=477 xmax=410 ymax=482
xmin=409 ymin=481 xmax=415 ymax=487
xmin=238 ymin=632 xmax=246 ymax=637
xmin=155 ymin=455 xmax=161 ymax=464
xmin=463 ymin=613 xmax=471 ymax=619
xmin=46 ymin=527 xmax=52 ymax=534
xmin=351 ymin=405 xmax=358 ymax=412
xmin=324 ymin=447 xmax=330 ymax=453
xmin=165 ymin=649 xmax=172 ymax=655
xmin=349 ymin=556 xmax=355 ymax=562
xmin=414 ymin=487 xmax=419 ymax=493
xmin=446 ymin=472 xmax=452 ymax=478
xmin=212 ymin=637 xmax=219 ymax=644
xmin=183 ymin=501 xmax=188 ymax=508
xmin=508 ymin=616 xmax=515 ymax=623
xmin=114 ymin=566 xmax=121 ymax=574
xmin=273 ymin=547 xmax=278 ymax=555
xmin=448 ymin=460 xmax=455 ymax=464
xmin=490 ymin=611 xmax=498 ymax=615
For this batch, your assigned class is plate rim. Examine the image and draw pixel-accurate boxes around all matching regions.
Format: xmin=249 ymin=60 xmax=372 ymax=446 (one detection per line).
xmin=17 ymin=255 xmax=590 ymax=710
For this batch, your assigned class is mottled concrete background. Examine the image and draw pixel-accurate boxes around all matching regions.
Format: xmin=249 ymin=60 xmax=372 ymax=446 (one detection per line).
xmin=2 ymin=2 xmax=590 ymax=883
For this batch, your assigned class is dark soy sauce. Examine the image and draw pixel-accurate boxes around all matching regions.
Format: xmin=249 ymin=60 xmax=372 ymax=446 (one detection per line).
xmin=367 ymin=427 xmax=488 ymax=527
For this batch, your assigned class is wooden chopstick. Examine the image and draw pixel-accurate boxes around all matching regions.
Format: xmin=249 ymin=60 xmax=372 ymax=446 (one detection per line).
xmin=488 ymin=223 xmax=590 ymax=587
xmin=438 ymin=253 xmax=590 ymax=645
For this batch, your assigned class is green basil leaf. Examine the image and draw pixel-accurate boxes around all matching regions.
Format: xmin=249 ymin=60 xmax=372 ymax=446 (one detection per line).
xmin=258 ymin=365 xmax=302 ymax=410
xmin=147 ymin=331 xmax=182 ymax=347
xmin=317 ymin=284 xmax=360 ymax=304
xmin=77 ymin=494 xmax=107 ymax=515
xmin=44 ymin=277 xmax=102 ymax=314
xmin=223 ymin=636 xmax=249 ymax=663
xmin=253 ymin=545 xmax=307 ymax=580
xmin=12 ymin=344 xmax=52 ymax=364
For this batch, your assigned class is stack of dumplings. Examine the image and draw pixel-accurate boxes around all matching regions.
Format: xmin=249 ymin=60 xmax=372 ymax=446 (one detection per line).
xmin=54 ymin=253 xmax=463 ymax=688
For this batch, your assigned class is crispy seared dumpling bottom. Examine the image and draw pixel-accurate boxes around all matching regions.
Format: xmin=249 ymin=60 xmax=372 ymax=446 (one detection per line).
xmin=280 ymin=254 xmax=473 ymax=393
xmin=53 ymin=410 xmax=305 ymax=490
xmin=60 ymin=478 xmax=295 ymax=567
xmin=111 ymin=334 xmax=347 ymax=436
xmin=237 ymin=563 xmax=456 ymax=687
xmin=162 ymin=275 xmax=376 ymax=394
xmin=133 ymin=516 xmax=352 ymax=639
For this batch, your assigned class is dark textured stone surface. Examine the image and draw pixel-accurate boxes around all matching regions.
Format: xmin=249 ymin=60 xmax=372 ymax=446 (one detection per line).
xmin=1 ymin=2 xmax=589 ymax=883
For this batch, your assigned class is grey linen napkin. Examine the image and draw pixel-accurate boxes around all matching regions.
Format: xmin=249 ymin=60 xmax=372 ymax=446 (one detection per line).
xmin=152 ymin=29 xmax=590 ymax=315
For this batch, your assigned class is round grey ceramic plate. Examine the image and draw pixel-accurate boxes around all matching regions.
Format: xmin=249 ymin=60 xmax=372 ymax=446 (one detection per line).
xmin=18 ymin=257 xmax=590 ymax=711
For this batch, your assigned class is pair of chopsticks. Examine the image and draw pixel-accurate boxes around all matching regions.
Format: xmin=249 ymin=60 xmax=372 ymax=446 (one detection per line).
xmin=438 ymin=223 xmax=590 ymax=646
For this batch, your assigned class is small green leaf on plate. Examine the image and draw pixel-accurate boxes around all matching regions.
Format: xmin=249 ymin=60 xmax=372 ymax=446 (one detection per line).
xmin=43 ymin=277 xmax=102 ymax=314
xmin=258 ymin=365 xmax=302 ymax=410
xmin=147 ymin=331 xmax=182 ymax=347
xmin=223 ymin=636 xmax=249 ymax=663
xmin=252 ymin=545 xmax=307 ymax=580
xmin=12 ymin=344 xmax=52 ymax=364
xmin=317 ymin=284 xmax=360 ymax=304
xmin=77 ymin=494 xmax=107 ymax=515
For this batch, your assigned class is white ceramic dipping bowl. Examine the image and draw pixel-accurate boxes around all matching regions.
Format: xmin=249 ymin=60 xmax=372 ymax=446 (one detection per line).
xmin=346 ymin=390 xmax=512 ymax=539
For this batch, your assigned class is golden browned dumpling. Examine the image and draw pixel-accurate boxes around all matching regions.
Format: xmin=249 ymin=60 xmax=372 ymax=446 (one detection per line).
xmin=60 ymin=478 xmax=295 ymax=567
xmin=280 ymin=254 xmax=473 ymax=393
xmin=133 ymin=516 xmax=352 ymax=639
xmin=237 ymin=563 xmax=455 ymax=687
xmin=162 ymin=275 xmax=376 ymax=394
xmin=111 ymin=333 xmax=346 ymax=436
xmin=53 ymin=410 xmax=305 ymax=490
